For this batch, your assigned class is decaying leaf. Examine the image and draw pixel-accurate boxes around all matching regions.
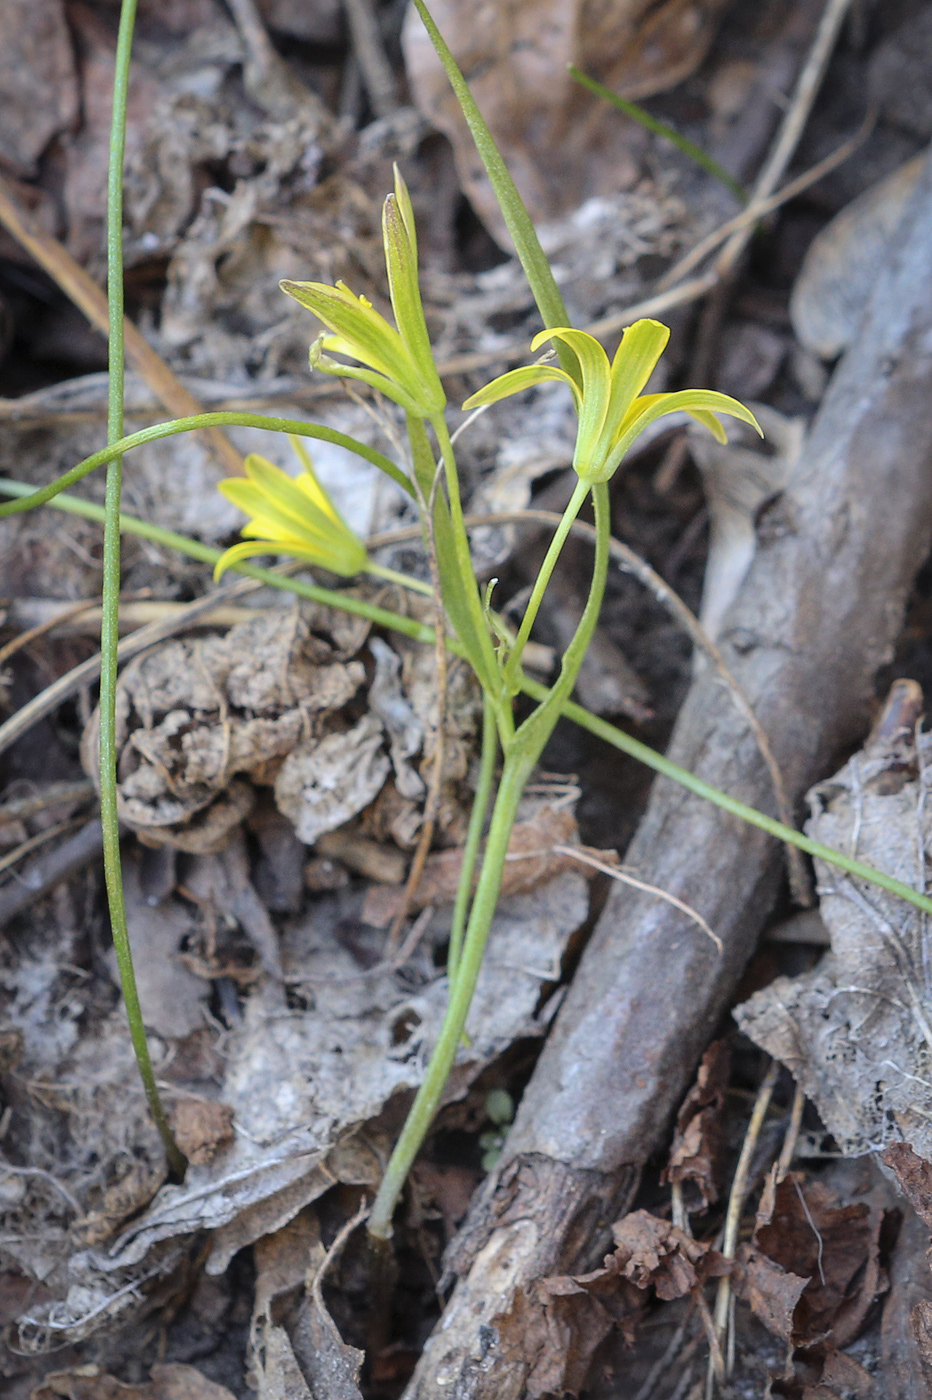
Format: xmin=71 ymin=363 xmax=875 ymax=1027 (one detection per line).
xmin=30 ymin=1362 xmax=237 ymax=1400
xmin=0 ymin=0 xmax=78 ymax=178
xmin=169 ymin=1098 xmax=235 ymax=1167
xmin=732 ymin=1170 xmax=887 ymax=1349
xmin=735 ymin=679 xmax=932 ymax=1162
xmin=403 ymin=0 xmax=733 ymax=243
xmin=9 ymin=870 xmax=588 ymax=1344
xmin=80 ymin=599 xmax=478 ymax=856
xmin=603 ymin=1210 xmax=729 ymax=1300
xmin=361 ymin=804 xmax=615 ymax=925
xmin=662 ymin=1038 xmax=730 ymax=1211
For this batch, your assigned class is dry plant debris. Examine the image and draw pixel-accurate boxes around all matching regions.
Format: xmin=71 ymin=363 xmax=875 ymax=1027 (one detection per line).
xmin=79 ymin=596 xmax=478 ymax=856
xmin=403 ymin=0 xmax=733 ymax=241
xmin=736 ymin=679 xmax=932 ymax=1164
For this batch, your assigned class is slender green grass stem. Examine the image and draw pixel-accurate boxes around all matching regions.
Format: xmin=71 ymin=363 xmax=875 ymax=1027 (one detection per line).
xmin=1 ymin=481 xmax=930 ymax=921
xmin=367 ymin=482 xmax=610 ymax=1239
xmin=502 ymin=475 xmax=589 ymax=692
xmin=447 ymin=694 xmax=499 ymax=986
xmin=103 ymin=0 xmax=185 ymax=1178
xmin=568 ymin=65 xmax=747 ymax=205
xmin=367 ymin=563 xmax=433 ymax=596
xmin=368 ymin=756 xmax=528 ymax=1239
xmin=0 ymin=413 xmax=411 ymax=521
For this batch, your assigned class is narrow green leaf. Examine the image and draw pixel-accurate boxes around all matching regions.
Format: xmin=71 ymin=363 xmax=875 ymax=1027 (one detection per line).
xmin=408 ymin=0 xmax=579 ymax=382
xmin=568 ymin=64 xmax=747 ymax=205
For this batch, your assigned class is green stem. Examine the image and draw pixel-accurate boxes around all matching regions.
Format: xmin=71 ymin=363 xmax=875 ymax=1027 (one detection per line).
xmin=2 ymin=479 xmax=932 ymax=922
xmin=0 ymin=480 xmax=437 ymax=646
xmin=430 ymin=413 xmax=505 ymax=711
xmin=368 ymin=753 xmax=529 ymax=1239
xmin=367 ymin=482 xmax=610 ymax=1238
xmin=502 ymin=475 xmax=589 ymax=692
xmin=447 ymin=693 xmax=498 ymax=986
xmin=103 ymin=0 xmax=185 ymax=1178
xmin=0 ymin=412 xmax=412 ymax=520
xmin=568 ymin=65 xmax=747 ymax=205
xmin=366 ymin=563 xmax=433 ymax=596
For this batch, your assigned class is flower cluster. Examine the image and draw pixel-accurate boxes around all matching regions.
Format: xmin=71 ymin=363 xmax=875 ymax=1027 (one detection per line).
xmin=464 ymin=320 xmax=761 ymax=482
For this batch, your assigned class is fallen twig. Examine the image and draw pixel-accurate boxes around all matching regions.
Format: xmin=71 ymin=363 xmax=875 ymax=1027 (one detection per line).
xmin=0 ymin=177 xmax=243 ymax=477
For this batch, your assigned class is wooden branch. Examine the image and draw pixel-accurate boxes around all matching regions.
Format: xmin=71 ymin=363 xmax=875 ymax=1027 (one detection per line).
xmin=405 ymin=143 xmax=932 ymax=1399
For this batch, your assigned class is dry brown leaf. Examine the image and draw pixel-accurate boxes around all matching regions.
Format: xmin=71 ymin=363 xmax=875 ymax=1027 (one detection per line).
xmin=403 ymin=0 xmax=733 ymax=242
xmin=884 ymin=1141 xmax=932 ymax=1229
xmin=662 ymin=1038 xmax=730 ymax=1211
xmin=736 ymin=680 xmax=932 ymax=1164
xmin=169 ymin=1098 xmax=235 ymax=1167
xmin=490 ymin=1279 xmax=619 ymax=1400
xmin=605 ymin=1209 xmax=729 ymax=1300
xmin=0 ymin=0 xmax=78 ymax=177
xmin=361 ymin=805 xmax=614 ymax=925
xmin=31 ymin=1363 xmax=237 ymax=1400
xmin=732 ymin=1172 xmax=887 ymax=1349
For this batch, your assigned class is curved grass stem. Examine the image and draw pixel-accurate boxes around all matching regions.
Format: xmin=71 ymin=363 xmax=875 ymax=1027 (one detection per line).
xmin=103 ymin=0 xmax=185 ymax=1178
xmin=2 ymin=476 xmax=931 ymax=923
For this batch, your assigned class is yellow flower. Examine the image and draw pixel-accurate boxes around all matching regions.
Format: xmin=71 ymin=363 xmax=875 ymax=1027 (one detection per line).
xmin=213 ymin=438 xmax=367 ymax=581
xmin=280 ymin=166 xmax=445 ymax=419
xmin=464 ymin=320 xmax=762 ymax=483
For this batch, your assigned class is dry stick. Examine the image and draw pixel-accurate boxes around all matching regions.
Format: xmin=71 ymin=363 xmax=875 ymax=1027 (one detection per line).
xmin=2 ymin=598 xmax=275 ymax=636
xmin=0 ymin=780 xmax=95 ymax=821
xmin=715 ymin=0 xmax=856 ymax=281
xmin=0 ymin=573 xmax=279 ymax=761
xmin=383 ymin=464 xmax=450 ymax=960
xmin=0 ymin=819 xmax=103 ymax=930
xmin=776 ymin=1083 xmax=807 ymax=1182
xmin=656 ymin=109 xmax=874 ymax=291
xmin=372 ymin=507 xmax=805 ymax=899
xmin=707 ymin=1060 xmax=780 ymax=1398
xmin=555 ymin=846 xmax=722 ymax=952
xmin=342 ymin=0 xmax=400 ymax=117
xmin=0 ymin=178 xmax=243 ymax=477
xmin=0 ymin=817 xmax=84 ymax=880
xmin=0 ymin=598 xmax=106 ymax=669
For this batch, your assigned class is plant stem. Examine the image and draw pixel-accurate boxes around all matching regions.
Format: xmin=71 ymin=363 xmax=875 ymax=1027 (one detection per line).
xmin=0 ymin=412 xmax=412 ymax=520
xmin=3 ymin=479 xmax=932 ymax=922
xmin=368 ymin=752 xmax=529 ymax=1239
xmin=448 ymin=693 xmax=498 ymax=985
xmin=502 ymin=475 xmax=589 ymax=692
xmin=103 ymin=0 xmax=185 ymax=1178
xmin=366 ymin=563 xmax=433 ymax=596
xmin=568 ymin=65 xmax=746 ymax=205
xmin=367 ymin=483 xmax=609 ymax=1238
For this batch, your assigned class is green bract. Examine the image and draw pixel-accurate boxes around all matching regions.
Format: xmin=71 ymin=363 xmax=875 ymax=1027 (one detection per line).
xmin=281 ymin=166 xmax=445 ymax=419
xmin=464 ymin=319 xmax=762 ymax=483
xmin=214 ymin=439 xmax=367 ymax=581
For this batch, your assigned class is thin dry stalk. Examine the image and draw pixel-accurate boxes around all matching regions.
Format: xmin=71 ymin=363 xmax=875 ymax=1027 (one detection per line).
xmin=555 ymin=845 xmax=722 ymax=951
xmin=657 ymin=110 xmax=874 ymax=291
xmin=0 ymin=599 xmax=107 ymax=668
xmin=342 ymin=0 xmax=400 ymax=117
xmin=0 ymin=177 xmax=243 ymax=476
xmin=776 ymin=1083 xmax=806 ymax=1182
xmin=383 ymin=463 xmax=449 ymax=959
xmin=0 ymin=573 xmax=280 ymax=760
xmin=0 ymin=818 xmax=84 ymax=880
xmin=715 ymin=0 xmax=856 ymax=278
xmin=706 ymin=1060 xmax=779 ymax=1397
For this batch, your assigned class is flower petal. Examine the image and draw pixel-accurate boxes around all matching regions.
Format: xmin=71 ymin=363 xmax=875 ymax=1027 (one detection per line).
xmin=382 ymin=171 xmax=445 ymax=413
xmin=531 ymin=328 xmax=611 ymax=472
xmin=601 ymin=320 xmax=670 ymax=446
xmin=281 ymin=280 xmax=404 ymax=380
xmin=601 ymin=389 xmax=763 ymax=481
xmin=462 ymin=363 xmax=579 ymax=410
